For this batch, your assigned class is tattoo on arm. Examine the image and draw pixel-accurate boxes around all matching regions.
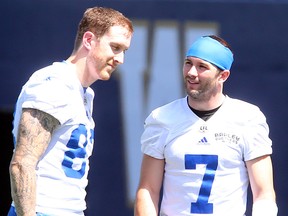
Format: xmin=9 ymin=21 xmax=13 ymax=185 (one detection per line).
xmin=17 ymin=108 xmax=60 ymax=158
xmin=10 ymin=108 xmax=60 ymax=214
xmin=23 ymin=108 xmax=60 ymax=133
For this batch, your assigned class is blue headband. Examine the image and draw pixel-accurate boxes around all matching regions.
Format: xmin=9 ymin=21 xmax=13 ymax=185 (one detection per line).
xmin=186 ymin=36 xmax=234 ymax=70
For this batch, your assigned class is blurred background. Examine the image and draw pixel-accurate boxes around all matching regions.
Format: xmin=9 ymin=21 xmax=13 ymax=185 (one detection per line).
xmin=1 ymin=0 xmax=287 ymax=215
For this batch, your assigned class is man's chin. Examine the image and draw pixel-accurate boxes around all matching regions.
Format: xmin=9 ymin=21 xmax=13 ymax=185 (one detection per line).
xmin=187 ymin=90 xmax=201 ymax=99
xmin=100 ymin=72 xmax=111 ymax=81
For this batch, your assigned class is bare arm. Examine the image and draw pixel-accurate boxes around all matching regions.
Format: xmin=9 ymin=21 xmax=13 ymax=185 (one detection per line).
xmin=134 ymin=154 xmax=165 ymax=216
xmin=246 ymin=155 xmax=278 ymax=215
xmin=9 ymin=108 xmax=60 ymax=216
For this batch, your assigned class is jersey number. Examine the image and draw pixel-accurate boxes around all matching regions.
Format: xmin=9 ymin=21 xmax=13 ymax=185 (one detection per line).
xmin=185 ymin=154 xmax=218 ymax=214
xmin=62 ymin=124 xmax=94 ymax=179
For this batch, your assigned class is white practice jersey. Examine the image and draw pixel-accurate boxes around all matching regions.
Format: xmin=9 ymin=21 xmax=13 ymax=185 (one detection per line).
xmin=12 ymin=62 xmax=95 ymax=215
xmin=141 ymin=96 xmax=272 ymax=216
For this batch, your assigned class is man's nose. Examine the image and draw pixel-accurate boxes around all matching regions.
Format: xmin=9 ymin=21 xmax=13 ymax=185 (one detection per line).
xmin=187 ymin=65 xmax=197 ymax=76
xmin=114 ymin=52 xmax=124 ymax=64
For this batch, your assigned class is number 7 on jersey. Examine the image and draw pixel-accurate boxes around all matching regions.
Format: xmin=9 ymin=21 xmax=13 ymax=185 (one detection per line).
xmin=185 ymin=154 xmax=218 ymax=214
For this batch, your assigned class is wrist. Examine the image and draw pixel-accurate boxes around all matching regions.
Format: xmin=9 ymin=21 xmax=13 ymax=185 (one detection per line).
xmin=252 ymin=199 xmax=278 ymax=216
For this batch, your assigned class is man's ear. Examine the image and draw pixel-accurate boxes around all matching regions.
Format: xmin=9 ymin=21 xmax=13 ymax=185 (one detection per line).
xmin=82 ymin=31 xmax=94 ymax=50
xmin=219 ymin=70 xmax=230 ymax=83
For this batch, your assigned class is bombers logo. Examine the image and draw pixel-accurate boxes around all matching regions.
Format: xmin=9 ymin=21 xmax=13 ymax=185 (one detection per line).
xmin=214 ymin=132 xmax=240 ymax=145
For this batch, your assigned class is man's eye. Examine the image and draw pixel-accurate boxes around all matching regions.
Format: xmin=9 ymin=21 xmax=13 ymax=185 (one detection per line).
xmin=199 ymin=64 xmax=207 ymax=69
xmin=111 ymin=45 xmax=120 ymax=51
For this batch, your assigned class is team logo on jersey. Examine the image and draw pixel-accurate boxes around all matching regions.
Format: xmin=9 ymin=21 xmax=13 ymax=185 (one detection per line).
xmin=45 ymin=76 xmax=52 ymax=81
xmin=199 ymin=125 xmax=208 ymax=133
xmin=198 ymin=136 xmax=209 ymax=145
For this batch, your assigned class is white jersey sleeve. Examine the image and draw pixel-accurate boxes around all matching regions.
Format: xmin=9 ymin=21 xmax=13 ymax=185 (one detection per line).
xmin=141 ymin=96 xmax=273 ymax=216
xmin=15 ymin=62 xmax=83 ymax=124
xmin=141 ymin=97 xmax=196 ymax=159
xmin=240 ymin=102 xmax=272 ymax=160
